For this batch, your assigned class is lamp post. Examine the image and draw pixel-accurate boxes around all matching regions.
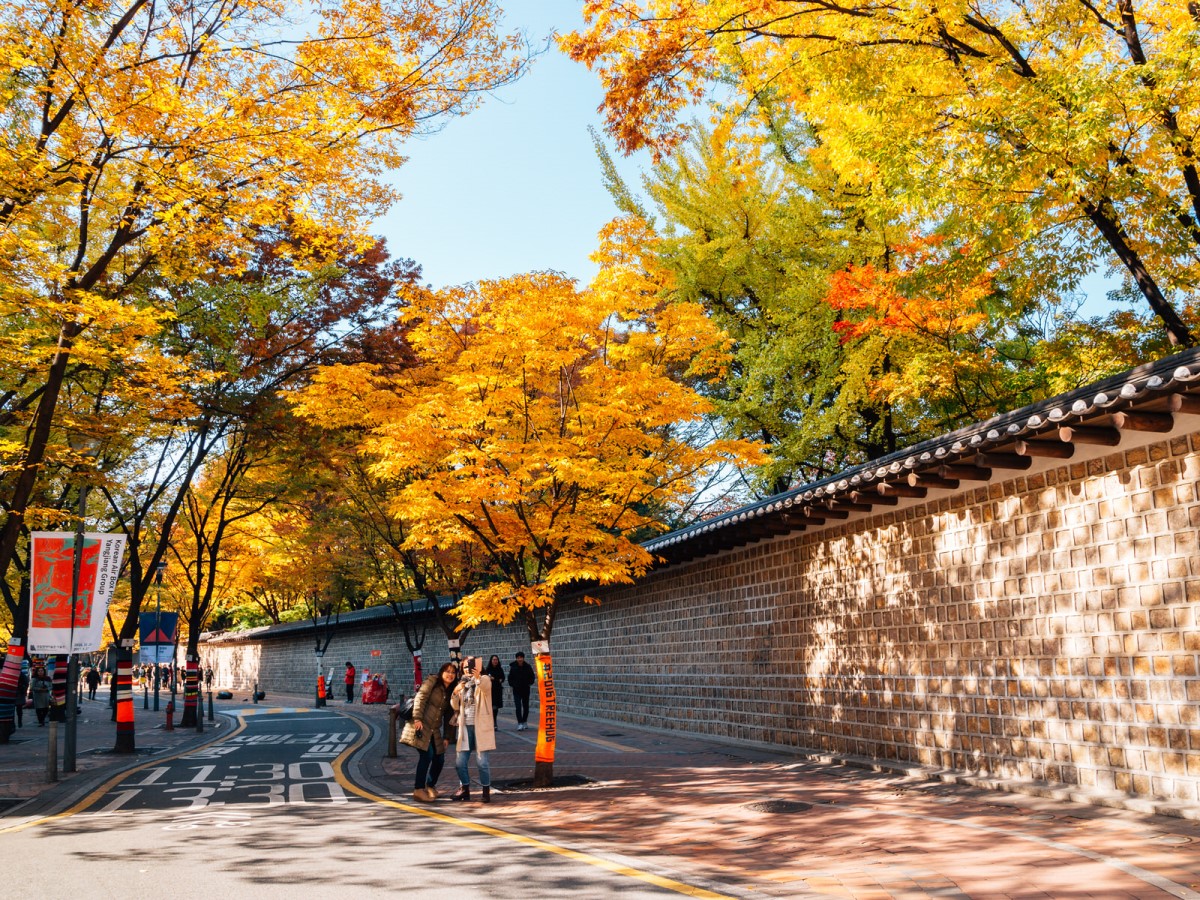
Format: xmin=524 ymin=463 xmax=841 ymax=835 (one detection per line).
xmin=64 ymin=433 xmax=99 ymax=774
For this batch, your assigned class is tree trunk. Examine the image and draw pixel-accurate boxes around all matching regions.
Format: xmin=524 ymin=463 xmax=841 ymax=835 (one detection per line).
xmin=180 ymin=654 xmax=199 ymax=727
xmin=0 ymin=325 xmax=82 ymax=583
xmin=0 ymin=639 xmax=26 ymax=742
xmin=532 ymin=649 xmax=557 ymax=788
xmin=113 ymin=647 xmax=136 ymax=753
xmin=49 ymin=654 xmax=68 ymax=722
xmin=1083 ymin=198 xmax=1196 ymax=347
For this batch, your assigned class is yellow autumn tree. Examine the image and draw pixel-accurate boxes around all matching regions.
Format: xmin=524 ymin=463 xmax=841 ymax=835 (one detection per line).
xmin=295 ymin=252 xmax=761 ymax=784
xmin=565 ymin=1 xmax=1200 ymax=348
xmin=0 ymin=0 xmax=528 ymax=600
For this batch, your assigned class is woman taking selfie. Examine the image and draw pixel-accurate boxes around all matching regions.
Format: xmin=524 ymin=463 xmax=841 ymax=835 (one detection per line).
xmin=450 ymin=656 xmax=496 ymax=803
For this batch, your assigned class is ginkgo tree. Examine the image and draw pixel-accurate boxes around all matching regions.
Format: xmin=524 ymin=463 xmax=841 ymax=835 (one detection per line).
xmin=0 ymin=0 xmax=527 ymax=601
xmin=0 ymin=0 xmax=525 ymax=743
xmin=295 ymin=258 xmax=762 ymax=785
xmin=565 ymin=0 xmax=1200 ymax=348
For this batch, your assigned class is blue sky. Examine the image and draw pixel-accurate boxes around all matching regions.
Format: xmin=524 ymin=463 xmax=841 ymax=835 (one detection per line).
xmin=373 ymin=1 xmax=646 ymax=291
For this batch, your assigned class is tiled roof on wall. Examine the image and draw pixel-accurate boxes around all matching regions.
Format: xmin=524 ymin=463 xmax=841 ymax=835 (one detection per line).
xmin=646 ymin=346 xmax=1200 ymax=564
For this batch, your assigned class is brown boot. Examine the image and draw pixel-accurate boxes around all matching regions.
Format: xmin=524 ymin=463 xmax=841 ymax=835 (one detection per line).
xmin=412 ymin=788 xmax=433 ymax=802
xmin=451 ymin=785 xmax=471 ymax=801
xmin=481 ymin=785 xmax=491 ymax=804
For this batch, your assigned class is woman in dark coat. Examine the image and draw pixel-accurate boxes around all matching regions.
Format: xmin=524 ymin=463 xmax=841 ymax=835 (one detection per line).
xmin=400 ymin=662 xmax=457 ymax=802
xmin=30 ymin=665 xmax=52 ymax=726
xmin=484 ymin=655 xmax=505 ymax=722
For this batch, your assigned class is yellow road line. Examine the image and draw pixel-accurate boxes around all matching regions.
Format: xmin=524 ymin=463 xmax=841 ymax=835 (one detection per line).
xmin=0 ymin=717 xmax=246 ymax=835
xmin=331 ymin=736 xmax=729 ymax=899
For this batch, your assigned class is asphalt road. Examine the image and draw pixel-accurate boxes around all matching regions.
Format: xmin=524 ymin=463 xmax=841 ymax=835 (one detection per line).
xmin=4 ymin=706 xmax=718 ymax=899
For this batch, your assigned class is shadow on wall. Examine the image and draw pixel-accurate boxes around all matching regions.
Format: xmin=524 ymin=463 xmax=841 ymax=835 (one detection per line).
xmin=798 ymin=446 xmax=1196 ymax=802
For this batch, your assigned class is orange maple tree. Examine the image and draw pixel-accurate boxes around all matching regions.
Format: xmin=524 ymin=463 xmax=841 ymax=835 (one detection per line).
xmin=295 ymin=249 xmax=761 ymax=783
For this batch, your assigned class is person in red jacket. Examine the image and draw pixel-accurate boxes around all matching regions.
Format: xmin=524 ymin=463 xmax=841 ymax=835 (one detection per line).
xmin=344 ymin=662 xmax=356 ymax=704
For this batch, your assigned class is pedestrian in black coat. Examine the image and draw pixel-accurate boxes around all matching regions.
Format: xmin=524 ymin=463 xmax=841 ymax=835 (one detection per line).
xmin=14 ymin=668 xmax=28 ymax=728
xmin=484 ymin=655 xmax=505 ymax=721
xmin=507 ymin=652 xmax=536 ymax=731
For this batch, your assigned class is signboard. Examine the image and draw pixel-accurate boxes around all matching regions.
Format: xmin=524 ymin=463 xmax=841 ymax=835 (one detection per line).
xmin=138 ymin=612 xmax=179 ymax=664
xmin=139 ymin=643 xmax=176 ymax=665
xmin=370 ymin=649 xmax=381 ymax=658
xmin=29 ymin=532 xmax=127 ymax=653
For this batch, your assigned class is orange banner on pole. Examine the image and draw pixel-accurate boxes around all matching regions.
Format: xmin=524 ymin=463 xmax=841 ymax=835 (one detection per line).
xmin=534 ymin=653 xmax=556 ymax=764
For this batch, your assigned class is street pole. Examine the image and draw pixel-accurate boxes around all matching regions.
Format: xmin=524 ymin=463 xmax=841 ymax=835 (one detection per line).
xmin=63 ymin=478 xmax=90 ymax=773
xmin=46 ymin=716 xmax=57 ymax=782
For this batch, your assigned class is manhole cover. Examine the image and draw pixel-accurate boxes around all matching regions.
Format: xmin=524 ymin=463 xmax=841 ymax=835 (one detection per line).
xmin=744 ymin=799 xmax=812 ymax=814
xmin=1155 ymin=834 xmax=1191 ymax=845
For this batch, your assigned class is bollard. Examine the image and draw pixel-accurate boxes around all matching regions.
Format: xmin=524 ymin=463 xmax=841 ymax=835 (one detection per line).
xmin=207 ymin=688 xmax=214 ymax=722
xmin=143 ymin=681 xmax=148 ymax=710
xmin=165 ymin=699 xmax=175 ymax=731
xmin=253 ymin=683 xmax=259 ymax=704
xmin=387 ymin=705 xmax=398 ymax=758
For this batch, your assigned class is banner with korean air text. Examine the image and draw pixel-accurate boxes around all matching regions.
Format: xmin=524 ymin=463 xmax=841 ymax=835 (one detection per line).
xmin=29 ymin=532 xmax=127 ymax=654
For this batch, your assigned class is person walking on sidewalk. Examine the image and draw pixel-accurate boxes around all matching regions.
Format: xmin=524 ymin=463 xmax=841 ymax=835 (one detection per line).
xmin=484 ymin=654 xmax=505 ymax=722
xmin=450 ymin=656 xmax=495 ymax=803
xmin=508 ymin=651 xmax=536 ymax=731
xmin=344 ymin=661 xmax=356 ymax=704
xmin=30 ymin=665 xmax=52 ymax=726
xmin=14 ymin=666 xmax=28 ymax=728
xmin=85 ymin=666 xmax=101 ymax=700
xmin=400 ymin=662 xmax=456 ymax=802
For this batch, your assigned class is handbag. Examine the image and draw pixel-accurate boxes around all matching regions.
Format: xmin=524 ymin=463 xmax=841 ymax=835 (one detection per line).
xmin=399 ymin=697 xmax=415 ymax=722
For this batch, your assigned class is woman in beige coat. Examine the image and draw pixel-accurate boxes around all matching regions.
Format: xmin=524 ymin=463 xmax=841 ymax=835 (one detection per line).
xmin=450 ymin=656 xmax=496 ymax=803
xmin=400 ymin=662 xmax=457 ymax=802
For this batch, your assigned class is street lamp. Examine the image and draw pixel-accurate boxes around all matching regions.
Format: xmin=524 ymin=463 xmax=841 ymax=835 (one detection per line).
xmin=64 ymin=432 xmax=100 ymax=774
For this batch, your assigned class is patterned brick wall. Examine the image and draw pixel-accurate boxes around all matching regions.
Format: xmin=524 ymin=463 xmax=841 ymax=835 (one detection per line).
xmin=204 ymin=432 xmax=1200 ymax=806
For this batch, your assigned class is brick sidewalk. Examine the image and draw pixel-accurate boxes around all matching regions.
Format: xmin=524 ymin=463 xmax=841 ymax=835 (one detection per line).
xmin=357 ymin=700 xmax=1200 ymax=899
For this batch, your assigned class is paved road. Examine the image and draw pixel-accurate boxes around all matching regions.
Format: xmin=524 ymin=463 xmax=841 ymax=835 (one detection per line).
xmin=9 ymin=694 xmax=1200 ymax=898
xmin=3 ymin=706 xmax=720 ymax=899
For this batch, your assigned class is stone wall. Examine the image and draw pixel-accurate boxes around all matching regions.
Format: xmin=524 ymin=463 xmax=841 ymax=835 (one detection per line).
xmin=204 ymin=431 xmax=1200 ymax=806
xmin=204 ymin=615 xmax=539 ymax=717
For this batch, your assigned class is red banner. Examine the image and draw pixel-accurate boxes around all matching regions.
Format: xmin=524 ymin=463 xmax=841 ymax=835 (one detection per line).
xmin=30 ymin=532 xmax=127 ymax=653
